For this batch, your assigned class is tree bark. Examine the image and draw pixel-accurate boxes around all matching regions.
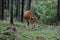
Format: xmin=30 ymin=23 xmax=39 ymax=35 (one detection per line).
xmin=1 ymin=0 xmax=4 ymax=20
xmin=26 ymin=0 xmax=31 ymax=10
xmin=21 ymin=0 xmax=24 ymax=22
xmin=7 ymin=0 xmax=9 ymax=9
xmin=57 ymin=0 xmax=60 ymax=21
xmin=16 ymin=0 xmax=20 ymax=21
xmin=9 ymin=0 xmax=13 ymax=24
xmin=0 ymin=0 xmax=2 ymax=19
xmin=0 ymin=0 xmax=4 ymax=20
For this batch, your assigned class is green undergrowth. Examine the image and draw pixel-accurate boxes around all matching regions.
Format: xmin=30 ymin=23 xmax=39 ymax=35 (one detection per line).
xmin=0 ymin=20 xmax=60 ymax=40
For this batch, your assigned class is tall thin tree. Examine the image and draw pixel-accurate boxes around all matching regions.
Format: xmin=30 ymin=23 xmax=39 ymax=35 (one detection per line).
xmin=21 ymin=0 xmax=24 ymax=22
xmin=26 ymin=0 xmax=31 ymax=10
xmin=7 ymin=0 xmax=9 ymax=9
xmin=1 ymin=0 xmax=4 ymax=20
xmin=0 ymin=0 xmax=2 ymax=19
xmin=9 ymin=0 xmax=13 ymax=24
xmin=16 ymin=0 xmax=20 ymax=21
xmin=57 ymin=0 xmax=60 ymax=21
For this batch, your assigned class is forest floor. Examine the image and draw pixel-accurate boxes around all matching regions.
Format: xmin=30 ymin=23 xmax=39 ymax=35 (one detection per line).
xmin=0 ymin=20 xmax=60 ymax=40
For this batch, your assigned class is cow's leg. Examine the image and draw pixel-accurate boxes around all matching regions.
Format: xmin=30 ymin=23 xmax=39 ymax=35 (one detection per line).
xmin=27 ymin=20 xmax=29 ymax=26
xmin=26 ymin=20 xmax=30 ymax=30
xmin=26 ymin=21 xmax=28 ymax=28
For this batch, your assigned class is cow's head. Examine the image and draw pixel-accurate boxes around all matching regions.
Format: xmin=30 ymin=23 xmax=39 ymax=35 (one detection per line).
xmin=30 ymin=17 xmax=37 ymax=26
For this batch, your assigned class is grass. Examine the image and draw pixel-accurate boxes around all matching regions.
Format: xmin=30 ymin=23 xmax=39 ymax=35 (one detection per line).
xmin=0 ymin=20 xmax=60 ymax=40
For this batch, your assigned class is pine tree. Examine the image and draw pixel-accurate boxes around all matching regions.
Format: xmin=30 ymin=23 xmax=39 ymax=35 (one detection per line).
xmin=9 ymin=0 xmax=13 ymax=24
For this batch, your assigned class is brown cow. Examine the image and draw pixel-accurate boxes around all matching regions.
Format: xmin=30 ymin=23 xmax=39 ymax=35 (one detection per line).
xmin=23 ymin=11 xmax=36 ymax=29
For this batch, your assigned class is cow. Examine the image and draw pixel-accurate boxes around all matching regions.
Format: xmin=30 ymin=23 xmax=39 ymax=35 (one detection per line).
xmin=23 ymin=11 xmax=36 ymax=29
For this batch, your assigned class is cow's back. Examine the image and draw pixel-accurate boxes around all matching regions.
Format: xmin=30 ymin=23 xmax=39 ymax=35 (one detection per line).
xmin=23 ymin=11 xmax=33 ymax=20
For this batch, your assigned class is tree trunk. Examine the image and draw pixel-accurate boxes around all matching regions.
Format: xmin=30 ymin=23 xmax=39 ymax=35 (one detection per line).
xmin=16 ymin=0 xmax=20 ymax=21
xmin=26 ymin=0 xmax=31 ymax=10
xmin=9 ymin=0 xmax=13 ymax=24
xmin=0 ymin=0 xmax=2 ymax=19
xmin=0 ymin=0 xmax=4 ymax=20
xmin=7 ymin=0 xmax=9 ymax=9
xmin=4 ymin=0 xmax=5 ymax=9
xmin=57 ymin=0 xmax=60 ymax=21
xmin=1 ymin=0 xmax=4 ymax=20
xmin=21 ymin=0 xmax=24 ymax=22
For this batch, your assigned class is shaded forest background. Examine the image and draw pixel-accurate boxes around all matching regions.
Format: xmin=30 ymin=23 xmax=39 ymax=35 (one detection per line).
xmin=0 ymin=0 xmax=60 ymax=40
xmin=0 ymin=0 xmax=58 ymax=25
